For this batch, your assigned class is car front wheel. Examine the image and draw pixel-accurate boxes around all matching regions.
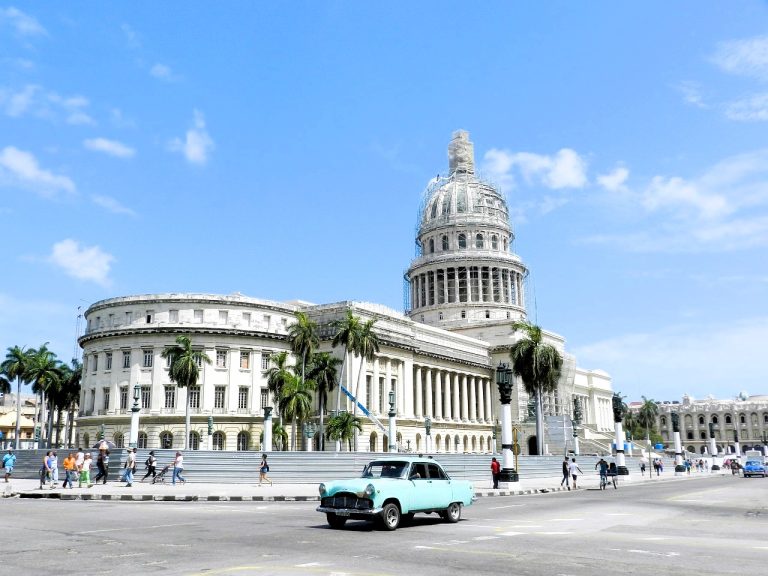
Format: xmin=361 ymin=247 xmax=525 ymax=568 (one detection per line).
xmin=379 ymin=503 xmax=401 ymax=531
xmin=327 ymin=513 xmax=347 ymax=529
xmin=441 ymin=502 xmax=461 ymax=523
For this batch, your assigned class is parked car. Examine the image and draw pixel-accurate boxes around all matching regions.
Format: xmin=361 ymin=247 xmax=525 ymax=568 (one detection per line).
xmin=743 ymin=460 xmax=766 ymax=478
xmin=317 ymin=456 xmax=475 ymax=530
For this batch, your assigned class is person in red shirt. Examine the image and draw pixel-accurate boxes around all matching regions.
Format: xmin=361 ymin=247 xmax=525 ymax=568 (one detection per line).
xmin=490 ymin=457 xmax=501 ymax=489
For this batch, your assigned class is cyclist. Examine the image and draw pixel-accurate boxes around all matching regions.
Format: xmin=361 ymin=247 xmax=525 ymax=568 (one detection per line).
xmin=595 ymin=458 xmax=609 ymax=490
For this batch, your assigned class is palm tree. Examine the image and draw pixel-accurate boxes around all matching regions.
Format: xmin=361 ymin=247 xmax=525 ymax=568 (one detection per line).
xmin=269 ymin=422 xmax=289 ymax=451
xmin=325 ymin=411 xmax=363 ymax=452
xmin=0 ymin=374 xmax=10 ymax=395
xmin=307 ymin=352 xmax=341 ymax=451
xmin=2 ymin=345 xmax=33 ymax=448
xmin=331 ymin=310 xmax=362 ymax=425
xmin=161 ymin=335 xmax=211 ymax=450
xmin=288 ymin=311 xmax=319 ymax=383
xmin=509 ymin=322 xmax=563 ymax=456
xmin=61 ymin=360 xmax=82 ymax=447
xmin=278 ymin=373 xmax=317 ymax=451
xmin=352 ymin=318 xmax=380 ymax=450
xmin=265 ymin=351 xmax=293 ymax=425
xmin=26 ymin=343 xmax=62 ymax=448
xmin=637 ymin=396 xmax=660 ymax=442
xmin=52 ymin=361 xmax=81 ymax=447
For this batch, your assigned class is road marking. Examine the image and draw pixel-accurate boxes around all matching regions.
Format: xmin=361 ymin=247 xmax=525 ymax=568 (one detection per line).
xmin=605 ymin=513 xmax=631 ymax=516
xmin=489 ymin=504 xmax=525 ymax=510
xmin=473 ymin=536 xmax=501 ymax=541
xmin=103 ymin=553 xmax=146 ymax=559
xmin=432 ymin=540 xmax=469 ymax=546
xmin=296 ymin=562 xmax=323 ymax=567
xmin=536 ymin=532 xmax=572 ymax=535
xmin=550 ymin=518 xmax=581 ymax=521
xmin=641 ymin=537 xmax=665 ymax=541
xmin=76 ymin=522 xmax=197 ymax=535
xmin=504 ymin=524 xmax=542 ymax=528
xmin=500 ymin=531 xmax=524 ymax=536
xmin=628 ymin=549 xmax=680 ymax=557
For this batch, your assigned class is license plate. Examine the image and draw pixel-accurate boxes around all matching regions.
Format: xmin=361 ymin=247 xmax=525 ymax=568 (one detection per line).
xmin=336 ymin=510 xmax=350 ymax=517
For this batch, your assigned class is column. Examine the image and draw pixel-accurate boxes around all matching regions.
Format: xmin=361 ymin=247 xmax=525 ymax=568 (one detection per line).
xmin=435 ymin=371 xmax=443 ymax=420
xmin=477 ymin=377 xmax=485 ymax=422
xmin=383 ymin=358 xmax=392 ymax=413
xmin=442 ymin=268 xmax=448 ymax=305
xmin=444 ymin=372 xmax=452 ymax=420
xmin=426 ymin=271 xmax=432 ymax=306
xmin=415 ymin=366 xmax=423 ymax=418
xmin=461 ymin=374 xmax=469 ymax=421
xmin=454 ymin=268 xmax=460 ymax=303
xmin=452 ymin=373 xmax=460 ymax=422
xmin=397 ymin=360 xmax=405 ymax=415
xmin=403 ymin=358 xmax=414 ymax=417
xmin=425 ymin=368 xmax=433 ymax=417
xmin=484 ymin=379 xmax=493 ymax=423
xmin=469 ymin=376 xmax=477 ymax=421
xmin=478 ymin=268 xmax=485 ymax=302
xmin=371 ymin=357 xmax=380 ymax=414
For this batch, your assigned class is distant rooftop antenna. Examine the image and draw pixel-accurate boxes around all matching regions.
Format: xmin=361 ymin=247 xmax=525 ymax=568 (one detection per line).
xmin=72 ymin=305 xmax=83 ymax=365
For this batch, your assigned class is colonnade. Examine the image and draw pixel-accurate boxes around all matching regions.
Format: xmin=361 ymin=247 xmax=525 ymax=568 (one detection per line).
xmin=410 ymin=265 xmax=524 ymax=309
xmin=412 ymin=364 xmax=493 ymax=423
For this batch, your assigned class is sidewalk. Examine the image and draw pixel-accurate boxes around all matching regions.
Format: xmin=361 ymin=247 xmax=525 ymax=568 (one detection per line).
xmin=2 ymin=469 xmax=727 ymax=502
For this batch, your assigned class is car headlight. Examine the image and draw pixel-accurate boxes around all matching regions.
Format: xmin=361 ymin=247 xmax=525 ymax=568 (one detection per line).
xmin=364 ymin=483 xmax=375 ymax=496
xmin=319 ymin=483 xmax=326 ymax=496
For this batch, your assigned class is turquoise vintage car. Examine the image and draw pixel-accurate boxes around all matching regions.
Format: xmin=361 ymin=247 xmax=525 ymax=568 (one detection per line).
xmin=317 ymin=456 xmax=475 ymax=530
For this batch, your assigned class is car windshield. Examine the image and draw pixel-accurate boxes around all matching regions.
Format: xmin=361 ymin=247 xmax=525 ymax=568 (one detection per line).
xmin=746 ymin=461 xmax=761 ymax=466
xmin=361 ymin=461 xmax=408 ymax=479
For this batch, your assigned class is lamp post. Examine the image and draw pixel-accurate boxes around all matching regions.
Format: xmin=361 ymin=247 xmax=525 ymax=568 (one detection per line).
xmin=495 ymin=362 xmax=519 ymax=483
xmin=304 ymin=421 xmax=317 ymax=452
xmin=128 ymin=384 xmax=141 ymax=448
xmin=709 ymin=422 xmax=720 ymax=471
xmin=388 ymin=390 xmax=397 ymax=453
xmin=572 ymin=397 xmax=582 ymax=457
xmin=263 ymin=407 xmax=273 ymax=452
xmin=424 ymin=417 xmax=431 ymax=453
xmin=492 ymin=419 xmax=498 ymax=455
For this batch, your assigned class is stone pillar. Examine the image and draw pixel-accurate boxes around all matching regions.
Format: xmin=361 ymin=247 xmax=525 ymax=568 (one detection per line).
xmin=443 ymin=372 xmax=452 ymax=420
xmin=403 ymin=358 xmax=414 ymax=417
xmin=263 ymin=407 xmax=273 ymax=452
xmin=460 ymin=374 xmax=469 ymax=421
xmin=397 ymin=361 xmax=405 ymax=415
xmin=425 ymin=369 xmax=433 ymax=418
xmin=479 ymin=268 xmax=485 ymax=302
xmin=469 ymin=376 xmax=477 ymax=422
xmin=383 ymin=358 xmax=392 ymax=416
xmin=435 ymin=371 xmax=443 ymax=420
xmin=674 ymin=431 xmax=684 ymax=472
xmin=614 ymin=421 xmax=628 ymax=475
xmin=485 ymin=379 xmax=493 ymax=423
xmin=452 ymin=373 xmax=460 ymax=422
xmin=371 ymin=357 xmax=380 ymax=415
xmin=477 ymin=378 xmax=485 ymax=422
xmin=415 ymin=366 xmax=423 ymax=418
xmin=454 ymin=269 xmax=460 ymax=303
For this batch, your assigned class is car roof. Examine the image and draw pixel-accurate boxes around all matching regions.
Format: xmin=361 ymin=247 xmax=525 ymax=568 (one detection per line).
xmin=367 ymin=456 xmax=442 ymax=465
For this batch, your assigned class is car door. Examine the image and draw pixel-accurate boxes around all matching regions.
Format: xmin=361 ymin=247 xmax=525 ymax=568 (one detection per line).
xmin=426 ymin=463 xmax=453 ymax=508
xmin=407 ymin=462 xmax=436 ymax=511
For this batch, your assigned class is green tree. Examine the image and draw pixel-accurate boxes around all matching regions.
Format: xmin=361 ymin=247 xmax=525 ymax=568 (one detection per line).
xmin=261 ymin=421 xmax=288 ymax=451
xmin=288 ymin=311 xmax=319 ymax=383
xmin=26 ymin=343 xmax=62 ymax=448
xmin=278 ymin=373 xmax=317 ymax=451
xmin=330 ymin=310 xmax=362 ymax=449
xmin=52 ymin=361 xmax=81 ymax=447
xmin=0 ymin=374 xmax=10 ymax=395
xmin=637 ymin=396 xmax=660 ymax=442
xmin=61 ymin=360 xmax=82 ymax=448
xmin=1 ymin=345 xmax=33 ymax=448
xmin=265 ymin=351 xmax=293 ymax=425
xmin=509 ymin=322 xmax=563 ymax=456
xmin=352 ymin=318 xmax=380 ymax=450
xmin=325 ymin=411 xmax=363 ymax=452
xmin=306 ymin=351 xmax=341 ymax=451
xmin=161 ymin=335 xmax=211 ymax=450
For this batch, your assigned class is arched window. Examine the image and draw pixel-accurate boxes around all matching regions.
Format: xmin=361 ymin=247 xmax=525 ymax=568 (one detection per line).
xmin=661 ymin=416 xmax=667 ymax=426
xmin=698 ymin=415 xmax=704 ymax=425
xmin=479 ymin=436 xmax=485 ymax=452
xmin=456 ymin=189 xmax=467 ymax=212
xmin=369 ymin=432 xmax=377 ymax=452
xmin=442 ymin=195 xmax=451 ymax=215
xmin=83 ymin=433 xmax=90 ymax=448
xmin=764 ymin=413 xmax=768 ymax=424
xmin=441 ymin=235 xmax=449 ymax=250
xmin=160 ymin=431 xmax=173 ymax=449
xmin=428 ymin=238 xmax=434 ymax=253
xmin=740 ymin=414 xmax=746 ymax=424
xmin=475 ymin=233 xmax=484 ymax=249
xmin=700 ymin=431 xmax=706 ymax=439
xmin=712 ymin=415 xmax=719 ymax=424
xmin=491 ymin=235 xmax=498 ymax=249
xmin=435 ymin=434 xmax=442 ymax=453
xmin=430 ymin=201 xmax=438 ymax=219
xmin=137 ymin=432 xmax=148 ymax=449
xmin=503 ymin=238 xmax=508 ymax=251
xmin=237 ymin=431 xmax=250 ymax=451
xmin=458 ymin=234 xmax=466 ymax=249
xmin=212 ymin=431 xmax=225 ymax=451
xmin=725 ymin=414 xmax=732 ymax=424
xmin=113 ymin=433 xmax=125 ymax=448
xmin=189 ymin=431 xmax=200 ymax=450
xmin=686 ymin=431 xmax=693 ymax=440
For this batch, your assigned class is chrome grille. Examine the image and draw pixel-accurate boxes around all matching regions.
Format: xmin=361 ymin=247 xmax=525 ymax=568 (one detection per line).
xmin=322 ymin=493 xmax=372 ymax=510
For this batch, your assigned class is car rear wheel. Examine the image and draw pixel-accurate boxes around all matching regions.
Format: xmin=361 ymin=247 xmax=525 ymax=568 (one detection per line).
xmin=327 ymin=513 xmax=347 ymax=529
xmin=379 ymin=503 xmax=401 ymax=531
xmin=441 ymin=502 xmax=461 ymax=523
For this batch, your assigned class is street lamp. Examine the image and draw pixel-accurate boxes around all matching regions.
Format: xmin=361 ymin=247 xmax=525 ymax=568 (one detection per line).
xmin=495 ymin=362 xmax=519 ymax=482
xmin=128 ymin=384 xmax=141 ymax=448
xmin=424 ymin=416 xmax=431 ymax=453
xmin=304 ymin=421 xmax=317 ymax=452
xmin=388 ymin=390 xmax=397 ymax=453
xmin=263 ymin=406 xmax=273 ymax=452
xmin=492 ymin=419 xmax=499 ymax=455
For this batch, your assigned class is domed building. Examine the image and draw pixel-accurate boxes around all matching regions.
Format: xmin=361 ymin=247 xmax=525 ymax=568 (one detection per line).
xmin=75 ymin=131 xmax=614 ymax=454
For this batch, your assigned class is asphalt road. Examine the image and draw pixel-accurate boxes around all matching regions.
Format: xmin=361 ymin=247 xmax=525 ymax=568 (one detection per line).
xmin=3 ymin=474 xmax=766 ymax=575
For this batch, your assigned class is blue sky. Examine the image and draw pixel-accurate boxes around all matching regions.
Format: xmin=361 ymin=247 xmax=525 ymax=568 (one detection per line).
xmin=2 ymin=2 xmax=767 ymax=402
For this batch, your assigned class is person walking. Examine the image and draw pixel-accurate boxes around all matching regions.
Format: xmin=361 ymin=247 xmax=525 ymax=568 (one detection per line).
xmin=490 ymin=457 xmax=501 ymax=489
xmin=122 ymin=448 xmax=136 ymax=487
xmin=78 ymin=453 xmax=94 ymax=488
xmin=595 ymin=457 xmax=609 ymax=489
xmin=94 ymin=449 xmax=110 ymax=484
xmin=259 ymin=454 xmax=272 ymax=486
xmin=141 ymin=450 xmax=157 ymax=483
xmin=40 ymin=450 xmax=52 ymax=489
xmin=560 ymin=456 xmax=570 ymax=490
xmin=172 ymin=451 xmax=186 ymax=485
xmin=62 ymin=452 xmax=76 ymax=489
xmin=569 ymin=457 xmax=583 ymax=489
xmin=2 ymin=448 xmax=16 ymax=482
xmin=640 ymin=460 xmax=646 ymax=476
xmin=48 ymin=451 xmax=59 ymax=489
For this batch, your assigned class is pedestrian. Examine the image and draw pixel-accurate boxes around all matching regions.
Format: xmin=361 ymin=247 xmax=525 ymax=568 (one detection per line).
xmin=640 ymin=460 xmax=646 ymax=476
xmin=259 ymin=454 xmax=272 ymax=486
xmin=658 ymin=459 xmax=663 ymax=474
xmin=62 ymin=452 xmax=76 ymax=489
xmin=94 ymin=449 xmax=110 ymax=484
xmin=172 ymin=451 xmax=186 ymax=485
xmin=122 ymin=448 xmax=136 ymax=487
xmin=490 ymin=457 xmax=501 ymax=489
xmin=2 ymin=448 xmax=16 ymax=482
xmin=560 ymin=456 xmax=570 ymax=490
xmin=141 ymin=450 xmax=157 ymax=482
xmin=75 ymin=447 xmax=84 ymax=471
xmin=48 ymin=451 xmax=59 ymax=489
xmin=569 ymin=458 xmax=583 ymax=489
xmin=78 ymin=453 xmax=94 ymax=488
xmin=40 ymin=450 xmax=52 ymax=489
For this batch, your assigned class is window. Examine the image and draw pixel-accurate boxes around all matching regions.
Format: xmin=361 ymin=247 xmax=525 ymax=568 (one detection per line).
xmin=108 ymin=313 xmax=114 ymax=327
xmin=188 ymin=386 xmax=201 ymax=409
xmin=189 ymin=431 xmax=200 ymax=450
xmin=686 ymin=431 xmax=693 ymax=440
xmin=238 ymin=387 xmax=249 ymax=410
xmin=122 ymin=350 xmax=131 ymax=369
xmin=95 ymin=316 xmax=101 ymax=329
xmin=240 ymin=351 xmax=250 ymax=369
xmin=429 ymin=238 xmax=435 ymax=253
xmin=164 ymin=386 xmax=176 ymax=409
xmin=698 ymin=416 xmax=704 ymax=425
xmin=740 ymin=414 xmax=746 ymax=424
xmin=102 ymin=388 xmax=110 ymax=410
xmin=212 ymin=431 xmax=225 ymax=451
xmin=475 ymin=233 xmax=484 ymax=249
xmin=160 ymin=432 xmax=173 ymax=449
xmin=216 ymin=350 xmax=227 ymax=368
xmin=441 ymin=235 xmax=448 ymax=250
xmin=194 ymin=351 xmax=203 ymax=368
xmin=219 ymin=310 xmax=228 ymax=324
xmin=242 ymin=312 xmax=251 ymax=325
xmin=146 ymin=310 xmax=154 ymax=324
xmin=461 ymin=310 xmax=466 ymax=319
xmin=105 ymin=352 xmax=112 ymax=371
xmin=214 ymin=386 xmax=226 ymax=409
xmin=141 ymin=386 xmax=151 ymax=409
xmin=261 ymin=389 xmax=268 ymax=409
xmin=137 ymin=432 xmax=147 ymax=449
xmin=166 ymin=351 xmax=174 ymax=369
xmin=92 ymin=353 xmax=98 ymax=372
xmin=83 ymin=356 xmax=88 ymax=372
xmin=125 ymin=311 xmax=132 ymax=325
xmin=712 ymin=416 xmax=719 ymax=424
xmin=263 ymin=314 xmax=271 ymax=329
xmin=661 ymin=416 xmax=667 ymax=426
xmin=491 ymin=235 xmax=498 ymax=249
xmin=194 ymin=309 xmax=203 ymax=323
xmin=237 ymin=431 xmax=249 ymax=451
xmin=261 ymin=352 xmax=271 ymax=370
xmin=503 ymin=238 xmax=508 ymax=251
xmin=114 ymin=433 xmax=124 ymax=448
xmin=438 ymin=312 xmax=443 ymax=320
xmin=725 ymin=415 xmax=732 ymax=424
xmin=485 ymin=310 xmax=490 ymax=319
xmin=169 ymin=309 xmax=179 ymax=323
xmin=119 ymin=387 xmax=128 ymax=410
xmin=458 ymin=234 xmax=466 ymax=249
xmin=143 ymin=349 xmax=153 ymax=368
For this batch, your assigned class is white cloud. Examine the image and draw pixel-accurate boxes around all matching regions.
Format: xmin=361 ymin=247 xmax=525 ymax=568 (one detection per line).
xmin=677 ymin=81 xmax=708 ymax=109
xmin=48 ymin=93 xmax=94 ymax=125
xmin=641 ymin=175 xmax=730 ymax=220
xmin=83 ymin=138 xmax=135 ymax=158
xmin=712 ymin=35 xmax=768 ymax=81
xmin=150 ymin=63 xmax=178 ymax=81
xmin=0 ymin=84 xmax=96 ymax=124
xmin=0 ymin=84 xmax=40 ymax=117
xmin=121 ymin=23 xmax=141 ymax=49
xmin=483 ymin=147 xmax=587 ymax=192
xmin=91 ymin=195 xmax=136 ymax=216
xmin=597 ymin=166 xmax=629 ymax=192
xmin=48 ymin=239 xmax=114 ymax=286
xmin=0 ymin=146 xmax=75 ymax=196
xmin=0 ymin=7 xmax=46 ymax=37
xmin=169 ymin=109 xmax=214 ymax=165
xmin=724 ymin=93 xmax=768 ymax=122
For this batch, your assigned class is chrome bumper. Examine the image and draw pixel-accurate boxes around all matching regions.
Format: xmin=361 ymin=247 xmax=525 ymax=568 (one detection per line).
xmin=317 ymin=505 xmax=383 ymax=516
